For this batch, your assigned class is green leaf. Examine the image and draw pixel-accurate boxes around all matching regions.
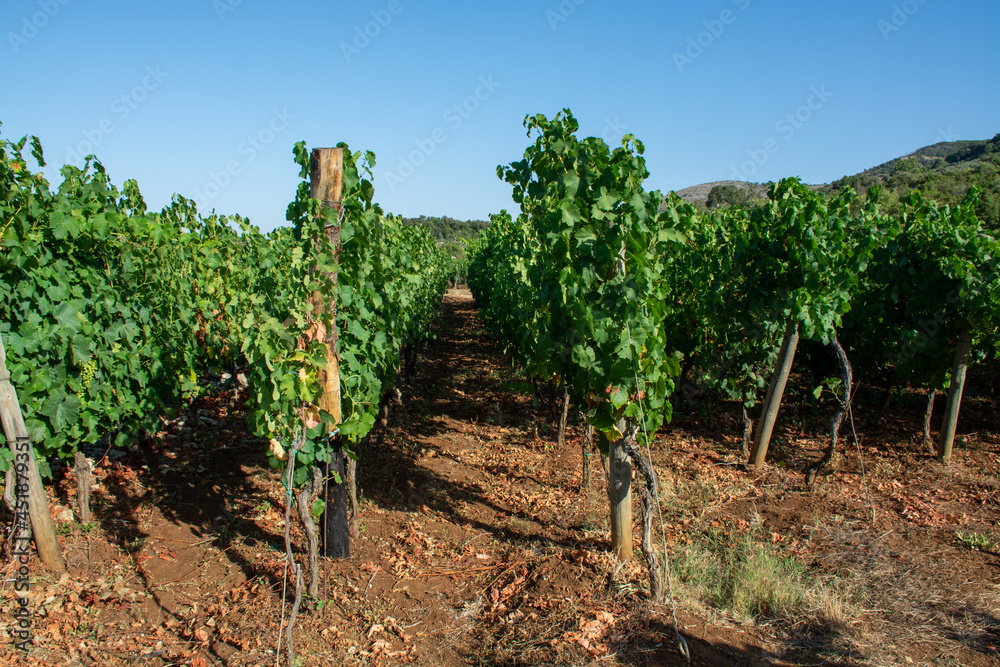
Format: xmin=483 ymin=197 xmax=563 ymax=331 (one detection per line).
xmin=310 ymin=498 xmax=326 ymax=518
xmin=596 ymin=189 xmax=617 ymax=211
xmin=71 ymin=335 xmax=91 ymax=365
xmin=53 ymin=303 xmax=83 ymax=333
xmin=657 ymin=227 xmax=687 ymax=244
xmin=559 ymin=201 xmax=581 ymax=228
xmin=561 ymin=171 xmax=580 ymax=197
xmin=39 ymin=390 xmax=82 ymax=431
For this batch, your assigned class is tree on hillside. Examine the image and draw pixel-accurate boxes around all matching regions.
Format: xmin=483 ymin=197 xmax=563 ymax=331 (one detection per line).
xmin=827 ymin=134 xmax=1000 ymax=228
xmin=706 ymin=184 xmax=745 ymax=209
xmin=401 ymin=216 xmax=489 ymax=241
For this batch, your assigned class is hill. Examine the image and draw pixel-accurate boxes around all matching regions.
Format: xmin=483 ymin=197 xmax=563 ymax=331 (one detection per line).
xmin=824 ymin=134 xmax=1000 ymax=226
xmin=401 ymin=215 xmax=489 ymax=242
xmin=671 ymin=181 xmax=768 ymax=208
xmin=668 ymin=134 xmax=1000 ymax=226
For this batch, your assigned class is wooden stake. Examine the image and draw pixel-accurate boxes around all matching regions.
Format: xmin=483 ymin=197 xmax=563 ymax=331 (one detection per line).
xmin=73 ymin=451 xmax=92 ymax=524
xmin=749 ymin=320 xmax=799 ymax=466
xmin=607 ymin=420 xmax=633 ymax=562
xmin=310 ymin=147 xmax=344 ymax=427
xmin=0 ymin=335 xmax=66 ymax=572
xmin=308 ymin=147 xmax=350 ymax=559
xmin=938 ymin=326 xmax=972 ymax=464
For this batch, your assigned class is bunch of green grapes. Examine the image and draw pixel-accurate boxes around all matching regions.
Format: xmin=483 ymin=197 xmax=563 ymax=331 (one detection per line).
xmin=75 ymin=359 xmax=98 ymax=408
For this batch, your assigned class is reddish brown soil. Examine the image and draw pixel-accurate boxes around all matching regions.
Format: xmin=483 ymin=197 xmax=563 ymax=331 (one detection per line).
xmin=1 ymin=289 xmax=998 ymax=666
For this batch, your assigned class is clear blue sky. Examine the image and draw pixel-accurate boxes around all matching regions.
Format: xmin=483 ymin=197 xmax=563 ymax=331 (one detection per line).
xmin=2 ymin=0 xmax=997 ymax=233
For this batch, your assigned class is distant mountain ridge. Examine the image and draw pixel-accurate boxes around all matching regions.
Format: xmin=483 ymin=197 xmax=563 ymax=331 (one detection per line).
xmin=409 ymin=135 xmax=999 ymax=231
xmin=817 ymin=135 xmax=996 ymax=187
xmin=668 ymin=134 xmax=1000 ymax=227
xmin=401 ymin=215 xmax=488 ymax=242
xmin=671 ymin=180 xmax=768 ymax=207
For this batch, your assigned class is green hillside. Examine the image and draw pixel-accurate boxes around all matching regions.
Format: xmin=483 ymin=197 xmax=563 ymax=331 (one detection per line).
xmin=401 ymin=215 xmax=489 ymax=242
xmin=824 ymin=133 xmax=1000 ymax=227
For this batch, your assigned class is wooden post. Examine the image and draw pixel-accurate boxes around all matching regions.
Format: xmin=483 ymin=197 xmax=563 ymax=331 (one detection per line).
xmin=310 ymin=147 xmax=344 ymax=428
xmin=607 ymin=420 xmax=633 ymax=562
xmin=309 ymin=147 xmax=350 ymax=559
xmin=606 ymin=244 xmax=634 ymax=562
xmin=749 ymin=320 xmax=799 ymax=466
xmin=938 ymin=326 xmax=972 ymax=464
xmin=73 ymin=451 xmax=92 ymax=524
xmin=0 ymin=335 xmax=66 ymax=572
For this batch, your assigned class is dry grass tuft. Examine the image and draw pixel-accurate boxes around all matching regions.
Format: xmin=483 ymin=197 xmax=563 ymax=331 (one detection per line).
xmin=806 ymin=521 xmax=1000 ymax=665
xmin=669 ymin=525 xmax=862 ymax=631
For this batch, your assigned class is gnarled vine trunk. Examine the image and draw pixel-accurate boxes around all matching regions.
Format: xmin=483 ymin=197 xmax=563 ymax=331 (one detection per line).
xmin=923 ymin=389 xmax=937 ymax=455
xmin=581 ymin=419 xmax=593 ymax=495
xmin=295 ymin=466 xmax=324 ymax=598
xmin=806 ymin=334 xmax=853 ymax=485
xmin=345 ymin=455 xmax=360 ymax=539
xmin=622 ymin=431 xmax=664 ymax=603
xmin=741 ymin=405 xmax=753 ymax=460
xmin=557 ymin=388 xmax=570 ymax=448
xmin=0 ymin=335 xmax=65 ymax=572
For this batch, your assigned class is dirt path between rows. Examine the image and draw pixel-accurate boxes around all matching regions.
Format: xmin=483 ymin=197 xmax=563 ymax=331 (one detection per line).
xmin=2 ymin=288 xmax=999 ymax=666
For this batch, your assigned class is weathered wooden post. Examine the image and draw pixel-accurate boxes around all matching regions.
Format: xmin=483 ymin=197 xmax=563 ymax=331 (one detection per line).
xmin=0 ymin=335 xmax=66 ymax=572
xmin=308 ymin=147 xmax=351 ymax=559
xmin=607 ymin=420 xmax=633 ymax=562
xmin=938 ymin=326 xmax=972 ymax=464
xmin=749 ymin=320 xmax=800 ymax=466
